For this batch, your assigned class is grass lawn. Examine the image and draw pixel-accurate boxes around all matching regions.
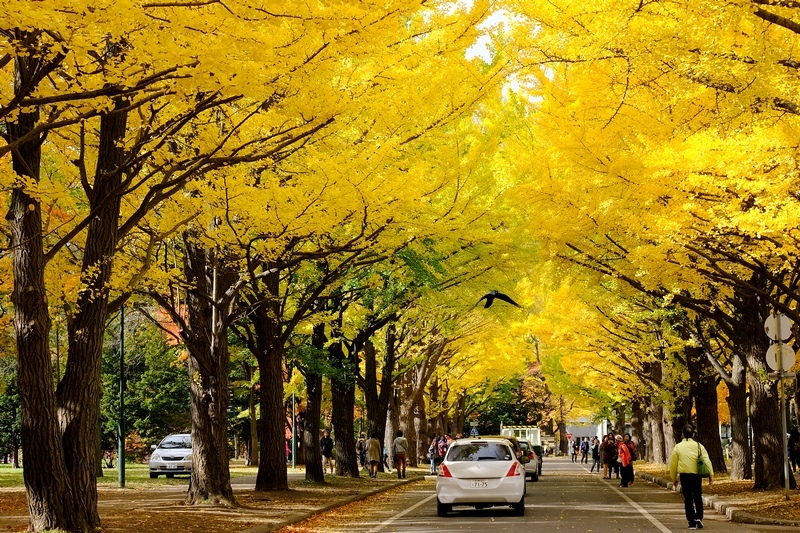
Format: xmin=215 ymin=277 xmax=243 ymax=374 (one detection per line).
xmin=0 ymin=460 xmax=259 ymax=489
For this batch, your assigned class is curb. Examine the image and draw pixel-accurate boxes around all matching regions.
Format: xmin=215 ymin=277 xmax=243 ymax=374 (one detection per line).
xmin=238 ymin=477 xmax=418 ymax=533
xmin=636 ymin=471 xmax=800 ymax=527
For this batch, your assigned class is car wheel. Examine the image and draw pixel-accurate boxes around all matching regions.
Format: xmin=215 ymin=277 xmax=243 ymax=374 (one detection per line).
xmin=166 ymin=473 xmax=174 ymax=479
xmin=513 ymin=496 xmax=525 ymax=516
xmin=538 ymin=465 xmax=542 ymax=476
xmin=532 ymin=470 xmax=539 ymax=482
xmin=150 ymin=473 xmax=158 ymax=479
xmin=437 ymin=499 xmax=451 ymax=517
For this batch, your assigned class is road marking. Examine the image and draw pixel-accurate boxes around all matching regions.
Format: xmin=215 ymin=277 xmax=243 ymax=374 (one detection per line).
xmin=367 ymin=492 xmax=437 ymax=532
xmin=591 ymin=470 xmax=672 ymax=533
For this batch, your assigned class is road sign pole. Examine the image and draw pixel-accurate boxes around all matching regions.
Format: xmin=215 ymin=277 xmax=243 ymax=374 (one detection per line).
xmin=766 ymin=312 xmax=792 ymax=502
xmin=777 ymin=317 xmax=789 ymax=502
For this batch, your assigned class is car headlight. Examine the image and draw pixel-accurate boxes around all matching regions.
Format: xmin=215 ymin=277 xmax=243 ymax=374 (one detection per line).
xmin=183 ymin=454 xmax=192 ymax=461
xmin=151 ymin=453 xmax=161 ymax=461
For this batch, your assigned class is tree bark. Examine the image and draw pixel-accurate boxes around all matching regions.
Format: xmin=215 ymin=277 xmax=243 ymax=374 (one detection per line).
xmin=649 ymin=402 xmax=666 ymax=463
xmin=253 ymin=268 xmax=290 ymax=491
xmin=329 ymin=328 xmax=359 ymax=478
xmin=302 ymin=323 xmax=326 ymax=483
xmin=60 ymin=102 xmax=128 ymax=529
xmin=7 ymin=52 xmax=77 ymax=530
xmin=182 ymin=243 xmax=236 ymax=506
xmin=726 ymin=356 xmax=751 ymax=480
xmin=630 ymin=399 xmax=645 ymax=452
xmin=693 ymin=360 xmax=726 ymax=474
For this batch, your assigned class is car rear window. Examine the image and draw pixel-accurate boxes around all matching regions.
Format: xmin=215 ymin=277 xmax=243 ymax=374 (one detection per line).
xmin=447 ymin=443 xmax=513 ymax=462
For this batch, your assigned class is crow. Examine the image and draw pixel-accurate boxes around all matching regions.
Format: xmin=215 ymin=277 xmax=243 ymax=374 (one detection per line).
xmin=472 ymin=290 xmax=521 ymax=309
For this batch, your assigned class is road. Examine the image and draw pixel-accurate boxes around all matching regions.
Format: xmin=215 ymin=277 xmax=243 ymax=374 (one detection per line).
xmin=292 ymin=458 xmax=800 ymax=532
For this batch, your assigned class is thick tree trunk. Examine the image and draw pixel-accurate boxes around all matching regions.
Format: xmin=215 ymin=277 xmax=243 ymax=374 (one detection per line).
xmin=363 ymin=329 xmax=397 ymax=473
xmin=302 ymin=323 xmax=325 ymax=483
xmin=253 ymin=269 xmax=289 ymax=491
xmin=694 ymin=366 xmax=726 ymax=475
xmin=329 ymin=331 xmax=359 ymax=477
xmin=649 ymin=402 xmax=666 ymax=463
xmin=642 ymin=404 xmax=653 ymax=462
xmin=735 ymin=278 xmax=790 ymax=490
xmin=727 ymin=356 xmax=751 ymax=480
xmin=7 ymin=64 xmax=77 ymax=530
xmin=60 ymin=105 xmax=128 ymax=529
xmin=183 ymin=244 xmax=236 ymax=506
xmin=630 ymin=399 xmax=645 ymax=452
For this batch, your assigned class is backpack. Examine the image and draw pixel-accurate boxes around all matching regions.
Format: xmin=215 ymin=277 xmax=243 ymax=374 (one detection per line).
xmin=437 ymin=439 xmax=447 ymax=457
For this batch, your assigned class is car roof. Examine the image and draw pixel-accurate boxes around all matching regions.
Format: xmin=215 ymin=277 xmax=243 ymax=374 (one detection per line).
xmin=451 ymin=437 xmax=514 ymax=445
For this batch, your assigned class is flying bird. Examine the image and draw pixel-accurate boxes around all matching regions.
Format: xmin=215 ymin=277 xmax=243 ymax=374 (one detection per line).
xmin=472 ymin=290 xmax=522 ymax=309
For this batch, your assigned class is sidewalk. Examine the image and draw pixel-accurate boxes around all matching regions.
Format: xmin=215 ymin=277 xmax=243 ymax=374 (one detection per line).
xmin=637 ymin=470 xmax=800 ymax=528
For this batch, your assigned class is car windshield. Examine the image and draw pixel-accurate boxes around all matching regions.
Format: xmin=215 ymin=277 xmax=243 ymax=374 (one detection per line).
xmin=159 ymin=436 xmax=191 ymax=449
xmin=447 ymin=443 xmax=513 ymax=462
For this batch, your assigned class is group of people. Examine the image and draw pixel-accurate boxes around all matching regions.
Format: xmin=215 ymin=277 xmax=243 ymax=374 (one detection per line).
xmin=352 ymin=430 xmax=410 ymax=478
xmin=569 ymin=433 xmax=638 ymax=487
xmin=427 ymin=434 xmax=455 ymax=473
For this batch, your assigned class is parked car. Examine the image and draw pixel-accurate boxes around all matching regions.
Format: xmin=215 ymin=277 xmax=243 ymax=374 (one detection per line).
xmin=517 ymin=438 xmax=540 ymax=482
xmin=435 ymin=437 xmax=526 ymax=517
xmin=149 ymin=433 xmax=192 ymax=479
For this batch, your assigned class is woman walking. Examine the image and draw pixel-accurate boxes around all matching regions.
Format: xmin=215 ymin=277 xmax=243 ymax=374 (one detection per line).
xmin=366 ymin=433 xmax=382 ymax=478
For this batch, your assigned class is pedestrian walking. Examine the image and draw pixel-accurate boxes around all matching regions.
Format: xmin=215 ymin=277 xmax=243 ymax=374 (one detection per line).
xmin=789 ymin=427 xmax=800 ymax=473
xmin=669 ymin=424 xmax=713 ymax=530
xmin=569 ymin=439 xmax=577 ymax=462
xmin=590 ymin=437 xmax=601 ymax=473
xmin=366 ymin=433 xmax=381 ymax=478
xmin=615 ymin=435 xmax=632 ymax=487
xmin=319 ymin=429 xmax=334 ymax=475
xmin=624 ymin=433 xmax=637 ymax=484
xmin=428 ymin=437 xmax=437 ymax=474
xmin=356 ymin=432 xmax=367 ymax=470
xmin=393 ymin=430 xmax=409 ymax=479
xmin=580 ymin=437 xmax=589 ymax=464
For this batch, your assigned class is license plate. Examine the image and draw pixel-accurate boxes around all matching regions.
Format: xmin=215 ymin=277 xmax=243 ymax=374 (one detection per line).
xmin=167 ymin=464 xmax=177 ymax=469
xmin=471 ymin=480 xmax=488 ymax=488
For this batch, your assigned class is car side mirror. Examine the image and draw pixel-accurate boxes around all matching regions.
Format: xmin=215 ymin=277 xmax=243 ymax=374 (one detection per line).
xmin=151 ymin=445 xmax=157 ymax=450
xmin=519 ymin=455 xmax=530 ymax=464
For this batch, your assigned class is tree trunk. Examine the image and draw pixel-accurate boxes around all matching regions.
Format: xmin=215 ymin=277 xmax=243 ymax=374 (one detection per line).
xmin=735 ymin=277 xmax=790 ymax=490
xmin=7 ymin=54 xmax=77 ymax=529
xmin=727 ymin=356 xmax=751 ymax=480
xmin=57 ymin=99 xmax=129 ymax=530
xmin=253 ymin=269 xmax=289 ymax=491
xmin=183 ymin=243 xmax=236 ymax=506
xmin=630 ymin=399 xmax=645 ymax=452
xmin=694 ymin=365 xmax=726 ymax=474
xmin=329 ymin=330 xmax=359 ymax=478
xmin=649 ymin=402 xmax=666 ymax=463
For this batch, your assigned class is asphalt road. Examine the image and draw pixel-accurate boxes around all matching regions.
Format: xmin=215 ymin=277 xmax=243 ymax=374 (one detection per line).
xmin=298 ymin=458 xmax=800 ymax=532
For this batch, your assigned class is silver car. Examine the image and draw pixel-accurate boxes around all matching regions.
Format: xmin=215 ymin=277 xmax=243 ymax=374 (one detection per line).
xmin=149 ymin=433 xmax=192 ymax=478
xmin=435 ymin=438 xmax=526 ymax=516
xmin=517 ymin=438 xmax=540 ymax=481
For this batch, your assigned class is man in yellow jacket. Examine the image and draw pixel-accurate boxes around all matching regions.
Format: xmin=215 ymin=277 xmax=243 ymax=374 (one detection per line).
xmin=669 ymin=424 xmax=713 ymax=530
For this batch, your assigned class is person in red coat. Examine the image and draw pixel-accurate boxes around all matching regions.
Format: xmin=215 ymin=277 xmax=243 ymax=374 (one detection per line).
xmin=616 ymin=434 xmax=633 ymax=487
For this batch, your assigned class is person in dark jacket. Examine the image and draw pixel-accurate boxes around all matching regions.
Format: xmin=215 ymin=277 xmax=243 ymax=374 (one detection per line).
xmin=319 ymin=429 xmax=334 ymax=474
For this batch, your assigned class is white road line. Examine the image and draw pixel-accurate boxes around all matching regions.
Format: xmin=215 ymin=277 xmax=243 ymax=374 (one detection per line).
xmin=589 ymin=468 xmax=673 ymax=533
xmin=367 ymin=493 xmax=437 ymax=532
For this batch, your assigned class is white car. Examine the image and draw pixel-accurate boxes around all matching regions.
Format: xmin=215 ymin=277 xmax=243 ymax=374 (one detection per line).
xmin=149 ymin=433 xmax=192 ymax=478
xmin=517 ymin=438 xmax=540 ymax=481
xmin=435 ymin=438 xmax=526 ymax=517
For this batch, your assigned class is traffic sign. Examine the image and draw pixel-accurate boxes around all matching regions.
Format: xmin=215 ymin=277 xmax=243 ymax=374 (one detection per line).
xmin=565 ymin=433 xmax=573 ymax=440
xmin=470 ymin=421 xmax=479 ymax=427
xmin=766 ymin=343 xmax=795 ymax=371
xmin=470 ymin=428 xmax=479 ymax=437
xmin=768 ymin=372 xmax=796 ymax=380
xmin=764 ymin=314 xmax=792 ymax=342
